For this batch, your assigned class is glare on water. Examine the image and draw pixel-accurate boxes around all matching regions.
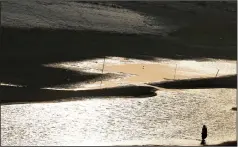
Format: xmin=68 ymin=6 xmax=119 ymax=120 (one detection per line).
xmin=1 ymin=88 xmax=236 ymax=146
xmin=1 ymin=58 xmax=236 ymax=146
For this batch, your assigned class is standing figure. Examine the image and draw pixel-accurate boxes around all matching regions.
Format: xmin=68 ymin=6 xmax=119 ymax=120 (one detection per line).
xmin=201 ymin=125 xmax=207 ymax=145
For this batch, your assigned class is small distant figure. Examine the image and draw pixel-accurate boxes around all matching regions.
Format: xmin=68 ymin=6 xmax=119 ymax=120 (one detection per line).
xmin=201 ymin=125 xmax=207 ymax=145
xmin=142 ymin=66 xmax=145 ymax=69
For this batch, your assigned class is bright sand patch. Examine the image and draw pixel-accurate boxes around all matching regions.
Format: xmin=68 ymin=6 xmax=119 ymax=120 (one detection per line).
xmin=103 ymin=63 xmax=220 ymax=87
xmin=98 ymin=57 xmax=236 ymax=88
xmin=105 ymin=63 xmax=202 ymax=83
xmin=43 ymin=57 xmax=236 ymax=90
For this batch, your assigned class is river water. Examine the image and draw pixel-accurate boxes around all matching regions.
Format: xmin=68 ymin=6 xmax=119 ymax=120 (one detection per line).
xmin=1 ymin=1 xmax=236 ymax=146
xmin=1 ymin=87 xmax=236 ymax=146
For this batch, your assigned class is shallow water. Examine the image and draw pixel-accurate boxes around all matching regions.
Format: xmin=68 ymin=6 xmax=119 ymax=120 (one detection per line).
xmin=1 ymin=88 xmax=236 ymax=146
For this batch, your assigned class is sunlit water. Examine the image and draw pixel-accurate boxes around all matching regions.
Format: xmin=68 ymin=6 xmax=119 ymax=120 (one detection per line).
xmin=1 ymin=88 xmax=236 ymax=146
xmin=1 ymin=58 xmax=236 ymax=146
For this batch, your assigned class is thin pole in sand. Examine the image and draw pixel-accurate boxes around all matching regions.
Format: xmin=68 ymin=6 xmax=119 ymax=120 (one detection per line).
xmin=0 ymin=2 xmax=2 ymax=50
xmin=215 ymin=69 xmax=220 ymax=77
xmin=174 ymin=64 xmax=177 ymax=80
xmin=100 ymin=56 xmax=106 ymax=88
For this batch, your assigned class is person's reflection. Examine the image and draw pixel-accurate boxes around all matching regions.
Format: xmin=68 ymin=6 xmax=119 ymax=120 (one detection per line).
xmin=201 ymin=125 xmax=207 ymax=145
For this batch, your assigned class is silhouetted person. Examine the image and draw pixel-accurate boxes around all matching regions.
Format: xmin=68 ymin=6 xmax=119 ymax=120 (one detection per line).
xmin=201 ymin=125 xmax=207 ymax=145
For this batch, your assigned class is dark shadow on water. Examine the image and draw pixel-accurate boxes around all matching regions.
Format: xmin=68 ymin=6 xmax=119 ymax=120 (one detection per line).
xmin=0 ymin=63 xmax=115 ymax=88
xmin=149 ymin=75 xmax=237 ymax=89
xmin=1 ymin=26 xmax=236 ymax=63
xmin=0 ymin=25 xmax=236 ymax=89
xmin=0 ymin=85 xmax=157 ymax=104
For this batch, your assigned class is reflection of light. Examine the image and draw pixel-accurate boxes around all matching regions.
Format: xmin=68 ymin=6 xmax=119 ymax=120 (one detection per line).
xmin=1 ymin=88 xmax=236 ymax=146
xmin=2 ymin=58 xmax=235 ymax=145
xmin=0 ymin=83 xmax=24 ymax=87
